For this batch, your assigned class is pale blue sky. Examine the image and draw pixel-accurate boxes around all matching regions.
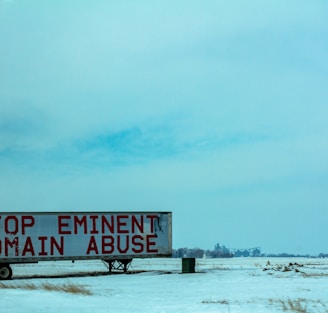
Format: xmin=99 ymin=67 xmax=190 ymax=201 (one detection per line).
xmin=1 ymin=0 xmax=328 ymax=254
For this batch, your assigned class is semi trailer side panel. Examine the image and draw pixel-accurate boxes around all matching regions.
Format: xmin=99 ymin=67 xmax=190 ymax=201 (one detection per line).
xmin=0 ymin=212 xmax=172 ymax=263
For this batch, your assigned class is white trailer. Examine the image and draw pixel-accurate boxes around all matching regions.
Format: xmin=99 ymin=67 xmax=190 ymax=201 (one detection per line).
xmin=0 ymin=211 xmax=172 ymax=279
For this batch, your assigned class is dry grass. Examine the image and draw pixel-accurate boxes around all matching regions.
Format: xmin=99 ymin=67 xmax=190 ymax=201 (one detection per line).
xmin=0 ymin=281 xmax=92 ymax=296
xmin=302 ymin=273 xmax=328 ymax=278
xmin=202 ymin=297 xmax=328 ymax=313
xmin=278 ymin=298 xmax=308 ymax=313
xmin=269 ymin=298 xmax=328 ymax=313
xmin=202 ymin=299 xmax=229 ymax=304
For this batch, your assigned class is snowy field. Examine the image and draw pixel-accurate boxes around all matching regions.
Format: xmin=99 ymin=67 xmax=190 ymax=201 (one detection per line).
xmin=2 ymin=257 xmax=328 ymax=313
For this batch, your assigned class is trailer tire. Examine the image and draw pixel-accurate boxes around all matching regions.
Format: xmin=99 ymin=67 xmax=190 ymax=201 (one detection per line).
xmin=0 ymin=264 xmax=12 ymax=280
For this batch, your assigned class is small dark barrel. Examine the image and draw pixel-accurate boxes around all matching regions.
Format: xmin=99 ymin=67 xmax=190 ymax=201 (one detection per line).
xmin=182 ymin=257 xmax=195 ymax=273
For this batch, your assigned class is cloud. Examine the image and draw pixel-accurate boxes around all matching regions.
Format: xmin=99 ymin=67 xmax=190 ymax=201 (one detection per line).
xmin=1 ymin=0 xmax=327 ymax=142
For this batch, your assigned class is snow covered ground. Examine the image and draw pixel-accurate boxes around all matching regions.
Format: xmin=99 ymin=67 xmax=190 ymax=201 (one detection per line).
xmin=2 ymin=257 xmax=328 ymax=313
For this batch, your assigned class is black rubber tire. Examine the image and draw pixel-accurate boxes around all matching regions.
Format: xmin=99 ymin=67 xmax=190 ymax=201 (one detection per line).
xmin=0 ymin=264 xmax=13 ymax=280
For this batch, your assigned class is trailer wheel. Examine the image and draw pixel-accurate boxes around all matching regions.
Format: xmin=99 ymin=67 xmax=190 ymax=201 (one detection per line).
xmin=0 ymin=264 xmax=13 ymax=280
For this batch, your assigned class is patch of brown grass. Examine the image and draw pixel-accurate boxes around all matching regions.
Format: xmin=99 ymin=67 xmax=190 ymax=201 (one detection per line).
xmin=279 ymin=298 xmax=307 ymax=313
xmin=202 ymin=299 xmax=229 ymax=304
xmin=269 ymin=298 xmax=328 ymax=313
xmin=302 ymin=273 xmax=328 ymax=278
xmin=0 ymin=282 xmax=92 ymax=296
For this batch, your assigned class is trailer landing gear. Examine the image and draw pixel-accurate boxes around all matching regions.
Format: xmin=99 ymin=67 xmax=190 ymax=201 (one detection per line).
xmin=103 ymin=259 xmax=132 ymax=273
xmin=0 ymin=264 xmax=13 ymax=280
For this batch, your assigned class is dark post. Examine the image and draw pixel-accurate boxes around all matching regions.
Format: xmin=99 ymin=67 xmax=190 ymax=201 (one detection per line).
xmin=182 ymin=257 xmax=195 ymax=273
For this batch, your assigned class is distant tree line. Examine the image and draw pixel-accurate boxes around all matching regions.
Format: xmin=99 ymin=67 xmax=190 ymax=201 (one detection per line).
xmin=318 ymin=253 xmax=328 ymax=258
xmin=172 ymin=243 xmax=259 ymax=258
xmin=172 ymin=243 xmax=328 ymax=258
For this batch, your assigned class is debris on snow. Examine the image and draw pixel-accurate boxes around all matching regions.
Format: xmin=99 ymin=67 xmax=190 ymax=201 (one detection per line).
xmin=263 ymin=262 xmax=305 ymax=274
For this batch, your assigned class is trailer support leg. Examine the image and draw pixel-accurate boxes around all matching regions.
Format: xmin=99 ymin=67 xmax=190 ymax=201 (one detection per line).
xmin=103 ymin=259 xmax=133 ymax=273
